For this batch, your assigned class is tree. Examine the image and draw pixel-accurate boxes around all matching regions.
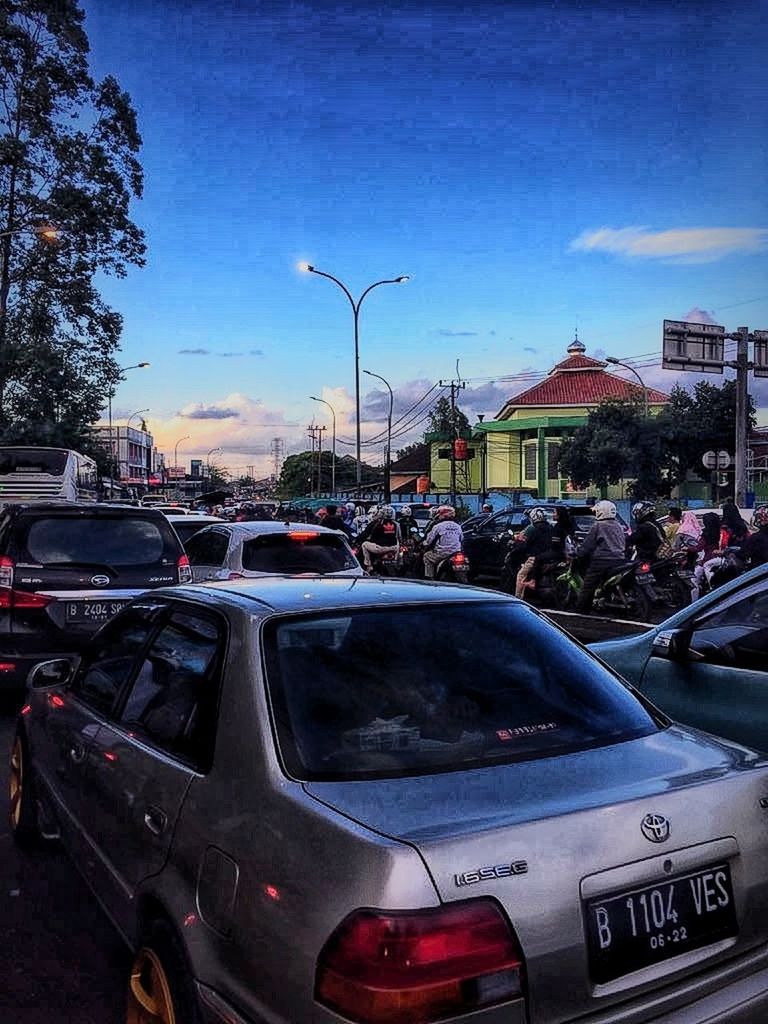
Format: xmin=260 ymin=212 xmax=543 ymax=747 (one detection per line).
xmin=559 ymin=399 xmax=671 ymax=498
xmin=427 ymin=396 xmax=470 ymax=437
xmin=277 ymin=451 xmax=381 ymax=498
xmin=658 ymin=381 xmax=755 ymax=487
xmin=0 ymin=0 xmax=145 ymax=438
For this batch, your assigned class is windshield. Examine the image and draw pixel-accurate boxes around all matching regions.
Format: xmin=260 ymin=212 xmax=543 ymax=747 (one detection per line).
xmin=23 ymin=517 xmax=172 ymax=566
xmin=0 ymin=448 xmax=68 ymax=475
xmin=242 ymin=533 xmax=357 ymax=574
xmin=264 ymin=602 xmax=657 ymax=780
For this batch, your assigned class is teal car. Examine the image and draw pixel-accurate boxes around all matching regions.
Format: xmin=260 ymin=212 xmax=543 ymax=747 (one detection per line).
xmin=591 ymin=562 xmax=768 ymax=753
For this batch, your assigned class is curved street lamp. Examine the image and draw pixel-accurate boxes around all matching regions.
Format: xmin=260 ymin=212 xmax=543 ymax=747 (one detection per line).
xmin=108 ymin=362 xmax=150 ymax=484
xmin=206 ymin=446 xmax=223 ymax=480
xmin=309 ymin=396 xmax=337 ymax=495
xmin=606 ymin=356 xmax=649 ymax=418
xmin=127 ymin=408 xmax=149 ymax=430
xmin=363 ymin=369 xmax=394 ymax=502
xmin=299 ymin=262 xmax=408 ymax=489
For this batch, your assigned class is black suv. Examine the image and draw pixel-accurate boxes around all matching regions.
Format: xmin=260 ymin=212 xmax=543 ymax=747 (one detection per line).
xmin=0 ymin=502 xmax=190 ymax=691
xmin=462 ymin=502 xmax=629 ymax=580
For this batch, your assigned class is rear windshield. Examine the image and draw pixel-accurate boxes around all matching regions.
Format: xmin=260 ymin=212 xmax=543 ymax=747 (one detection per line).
xmin=0 ymin=449 xmax=67 ymax=475
xmin=22 ymin=516 xmax=178 ymax=566
xmin=264 ymin=602 xmax=658 ymax=780
xmin=242 ymin=533 xmax=357 ymax=574
xmin=171 ymin=520 xmax=210 ymax=545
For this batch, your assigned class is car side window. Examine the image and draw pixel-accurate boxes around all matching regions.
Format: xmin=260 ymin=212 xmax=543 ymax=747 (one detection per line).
xmin=185 ymin=529 xmax=230 ymax=566
xmin=690 ymin=589 xmax=768 ymax=672
xmin=120 ymin=610 xmax=225 ymax=770
xmin=71 ymin=604 xmax=161 ymax=716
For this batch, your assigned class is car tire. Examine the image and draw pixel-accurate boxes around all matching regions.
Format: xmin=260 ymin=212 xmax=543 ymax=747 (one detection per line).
xmin=9 ymin=729 xmax=39 ymax=846
xmin=126 ymin=919 xmax=203 ymax=1024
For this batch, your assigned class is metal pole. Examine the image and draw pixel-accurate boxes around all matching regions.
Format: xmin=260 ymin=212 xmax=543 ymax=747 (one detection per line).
xmin=108 ymin=389 xmax=114 ymax=492
xmin=450 ymin=382 xmax=457 ymax=506
xmin=734 ymin=327 xmax=749 ymax=506
xmin=607 ymin=357 xmax=648 ymax=417
xmin=363 ymin=370 xmax=393 ymax=502
xmin=310 ymin=398 xmax=336 ymax=495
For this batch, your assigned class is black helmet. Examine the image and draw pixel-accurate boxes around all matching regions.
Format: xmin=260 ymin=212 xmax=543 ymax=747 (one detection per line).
xmin=632 ymin=500 xmax=656 ymax=523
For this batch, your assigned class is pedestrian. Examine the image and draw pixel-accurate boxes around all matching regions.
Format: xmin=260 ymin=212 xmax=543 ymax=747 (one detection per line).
xmin=665 ymin=507 xmax=682 ymax=542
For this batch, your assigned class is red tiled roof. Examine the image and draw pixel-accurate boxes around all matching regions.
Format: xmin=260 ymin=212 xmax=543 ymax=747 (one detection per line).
xmin=498 ymin=354 xmax=670 ymax=415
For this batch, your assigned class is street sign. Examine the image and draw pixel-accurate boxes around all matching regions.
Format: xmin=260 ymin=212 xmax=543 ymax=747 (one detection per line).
xmin=701 ymin=450 xmax=731 ymax=470
xmin=753 ymin=329 xmax=768 ymax=379
xmin=662 ymin=319 xmax=725 ymax=373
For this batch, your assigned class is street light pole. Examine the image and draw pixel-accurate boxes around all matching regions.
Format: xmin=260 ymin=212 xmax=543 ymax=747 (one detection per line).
xmin=206 ymin=446 xmax=222 ymax=480
xmin=363 ymin=369 xmax=394 ymax=502
xmin=309 ymin=396 xmax=337 ymax=495
xmin=174 ymin=435 xmax=190 ymax=496
xmin=127 ymin=408 xmax=149 ymax=430
xmin=299 ymin=263 xmax=408 ymax=490
xmin=606 ymin=356 xmax=649 ymax=418
xmin=108 ymin=363 xmax=150 ymax=491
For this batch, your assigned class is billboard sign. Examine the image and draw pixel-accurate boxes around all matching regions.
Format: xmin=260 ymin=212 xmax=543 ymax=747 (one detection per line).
xmin=165 ymin=466 xmax=186 ymax=480
xmin=662 ymin=320 xmax=725 ymax=374
xmin=753 ymin=330 xmax=768 ymax=379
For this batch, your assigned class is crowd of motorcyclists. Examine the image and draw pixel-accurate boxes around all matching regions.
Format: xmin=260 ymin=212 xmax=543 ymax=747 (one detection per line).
xmin=202 ymin=494 xmax=768 ymax=609
xmin=500 ymin=497 xmax=768 ymax=616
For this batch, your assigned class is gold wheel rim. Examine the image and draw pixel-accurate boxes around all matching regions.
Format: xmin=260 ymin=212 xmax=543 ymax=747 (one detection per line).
xmin=9 ymin=736 xmax=22 ymax=830
xmin=126 ymin=947 xmax=177 ymax=1024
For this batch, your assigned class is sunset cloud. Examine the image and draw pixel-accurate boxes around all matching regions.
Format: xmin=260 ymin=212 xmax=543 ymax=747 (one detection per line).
xmin=570 ymin=226 xmax=768 ymax=264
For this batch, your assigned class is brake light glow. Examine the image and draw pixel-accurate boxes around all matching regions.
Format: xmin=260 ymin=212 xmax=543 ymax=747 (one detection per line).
xmin=226 ymin=571 xmax=244 ymax=579
xmin=289 ymin=531 xmax=319 ymax=541
xmin=451 ymin=552 xmax=467 ymax=565
xmin=177 ymin=554 xmax=192 ymax=584
xmin=316 ymin=899 xmax=523 ymax=1023
xmin=20 ymin=703 xmax=31 ymax=715
xmin=0 ymin=555 xmax=13 ymax=589
xmin=640 ymin=562 xmax=651 ymax=573
xmin=0 ymin=589 xmax=53 ymax=609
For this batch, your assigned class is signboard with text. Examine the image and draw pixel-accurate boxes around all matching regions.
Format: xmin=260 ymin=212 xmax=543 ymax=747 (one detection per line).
xmin=754 ymin=330 xmax=768 ymax=379
xmin=662 ymin=319 xmax=725 ymax=374
xmin=165 ymin=466 xmax=186 ymax=480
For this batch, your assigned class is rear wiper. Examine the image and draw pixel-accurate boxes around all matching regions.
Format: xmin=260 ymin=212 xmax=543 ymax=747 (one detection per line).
xmin=43 ymin=561 xmax=118 ymax=575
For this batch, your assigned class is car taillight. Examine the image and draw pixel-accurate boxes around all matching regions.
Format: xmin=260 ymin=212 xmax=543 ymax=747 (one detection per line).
xmin=289 ymin=531 xmax=319 ymax=541
xmin=315 ymin=899 xmax=523 ymax=1024
xmin=0 ymin=589 xmax=53 ymax=609
xmin=0 ymin=554 xmax=13 ymax=589
xmin=177 ymin=554 xmax=192 ymax=584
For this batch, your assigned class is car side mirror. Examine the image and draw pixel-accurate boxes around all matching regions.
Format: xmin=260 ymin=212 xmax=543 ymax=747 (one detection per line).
xmin=651 ymin=628 xmax=699 ymax=662
xmin=28 ymin=657 xmax=77 ymax=689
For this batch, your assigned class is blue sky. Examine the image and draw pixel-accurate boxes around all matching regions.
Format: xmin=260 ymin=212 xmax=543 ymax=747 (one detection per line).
xmin=84 ymin=0 xmax=768 ymax=475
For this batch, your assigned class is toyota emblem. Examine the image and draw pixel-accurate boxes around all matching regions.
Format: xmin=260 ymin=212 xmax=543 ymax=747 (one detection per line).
xmin=90 ymin=575 xmax=110 ymax=587
xmin=641 ymin=813 xmax=670 ymax=843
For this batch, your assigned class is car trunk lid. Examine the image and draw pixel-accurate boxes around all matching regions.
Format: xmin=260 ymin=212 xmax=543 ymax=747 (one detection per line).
xmin=305 ymin=728 xmax=768 ymax=1023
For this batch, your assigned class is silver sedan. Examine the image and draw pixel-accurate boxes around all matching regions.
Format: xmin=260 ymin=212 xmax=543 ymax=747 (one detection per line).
xmin=10 ymin=577 xmax=768 ymax=1023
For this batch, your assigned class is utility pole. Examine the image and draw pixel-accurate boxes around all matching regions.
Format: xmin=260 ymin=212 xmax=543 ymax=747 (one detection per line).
xmin=269 ymin=437 xmax=285 ymax=483
xmin=439 ymin=379 xmax=466 ymax=506
xmin=307 ymin=425 xmax=318 ymax=496
xmin=316 ymin=425 xmax=327 ymax=494
xmin=662 ymin=319 xmax=768 ymax=507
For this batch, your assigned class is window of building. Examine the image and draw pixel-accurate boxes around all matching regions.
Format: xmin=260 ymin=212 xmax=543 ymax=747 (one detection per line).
xmin=524 ymin=444 xmax=537 ymax=480
xmin=547 ymin=443 xmax=560 ymax=480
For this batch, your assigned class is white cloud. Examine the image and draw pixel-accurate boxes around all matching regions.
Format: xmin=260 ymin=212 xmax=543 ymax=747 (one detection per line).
xmin=570 ymin=226 xmax=768 ymax=264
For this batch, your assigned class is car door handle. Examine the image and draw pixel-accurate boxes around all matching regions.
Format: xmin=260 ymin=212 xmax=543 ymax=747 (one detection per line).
xmin=69 ymin=744 xmax=87 ymax=765
xmin=143 ymin=806 xmax=168 ymax=836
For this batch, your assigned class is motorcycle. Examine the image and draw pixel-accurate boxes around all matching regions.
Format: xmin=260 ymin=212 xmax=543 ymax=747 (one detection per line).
xmin=434 ymin=550 xmax=471 ymax=584
xmin=554 ymin=559 xmax=653 ymax=620
xmin=634 ymin=551 xmax=694 ymax=613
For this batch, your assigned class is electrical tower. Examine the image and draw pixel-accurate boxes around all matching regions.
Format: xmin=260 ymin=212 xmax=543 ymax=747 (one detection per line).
xmin=270 ymin=437 xmax=285 ymax=482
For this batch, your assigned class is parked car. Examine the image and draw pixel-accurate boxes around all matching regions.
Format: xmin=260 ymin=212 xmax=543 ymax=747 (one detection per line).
xmin=11 ymin=577 xmax=768 ymax=1023
xmin=390 ymin=500 xmax=434 ymax=524
xmin=590 ymin=562 xmax=768 ymax=752
xmin=0 ymin=501 xmax=190 ymax=692
xmin=184 ymin=520 xmax=363 ymax=580
xmin=163 ymin=512 xmax=224 ymax=549
xmin=463 ymin=502 xmax=629 ymax=579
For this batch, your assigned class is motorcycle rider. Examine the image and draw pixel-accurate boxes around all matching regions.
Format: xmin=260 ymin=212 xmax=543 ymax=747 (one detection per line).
xmin=423 ymin=505 xmax=463 ymax=579
xmin=360 ymin=504 xmax=401 ymax=571
xmin=513 ymin=506 xmax=553 ymax=598
xmin=743 ymin=504 xmax=768 ymax=568
xmin=627 ymin=501 xmax=667 ymax=561
xmin=575 ymin=499 xmax=628 ymax=613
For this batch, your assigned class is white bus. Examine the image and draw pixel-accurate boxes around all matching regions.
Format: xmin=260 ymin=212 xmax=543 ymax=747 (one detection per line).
xmin=0 ymin=446 xmax=99 ymax=505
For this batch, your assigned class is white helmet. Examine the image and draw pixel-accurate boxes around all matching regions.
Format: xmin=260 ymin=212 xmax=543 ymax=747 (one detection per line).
xmin=345 ymin=501 xmax=355 ymax=511
xmin=528 ymin=506 xmax=548 ymax=523
xmin=593 ymin=500 xmax=617 ymax=521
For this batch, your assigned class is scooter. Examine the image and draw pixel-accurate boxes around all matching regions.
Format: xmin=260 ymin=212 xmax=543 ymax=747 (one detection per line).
xmin=554 ymin=559 xmax=653 ymax=620
xmin=434 ymin=550 xmax=471 ymax=584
